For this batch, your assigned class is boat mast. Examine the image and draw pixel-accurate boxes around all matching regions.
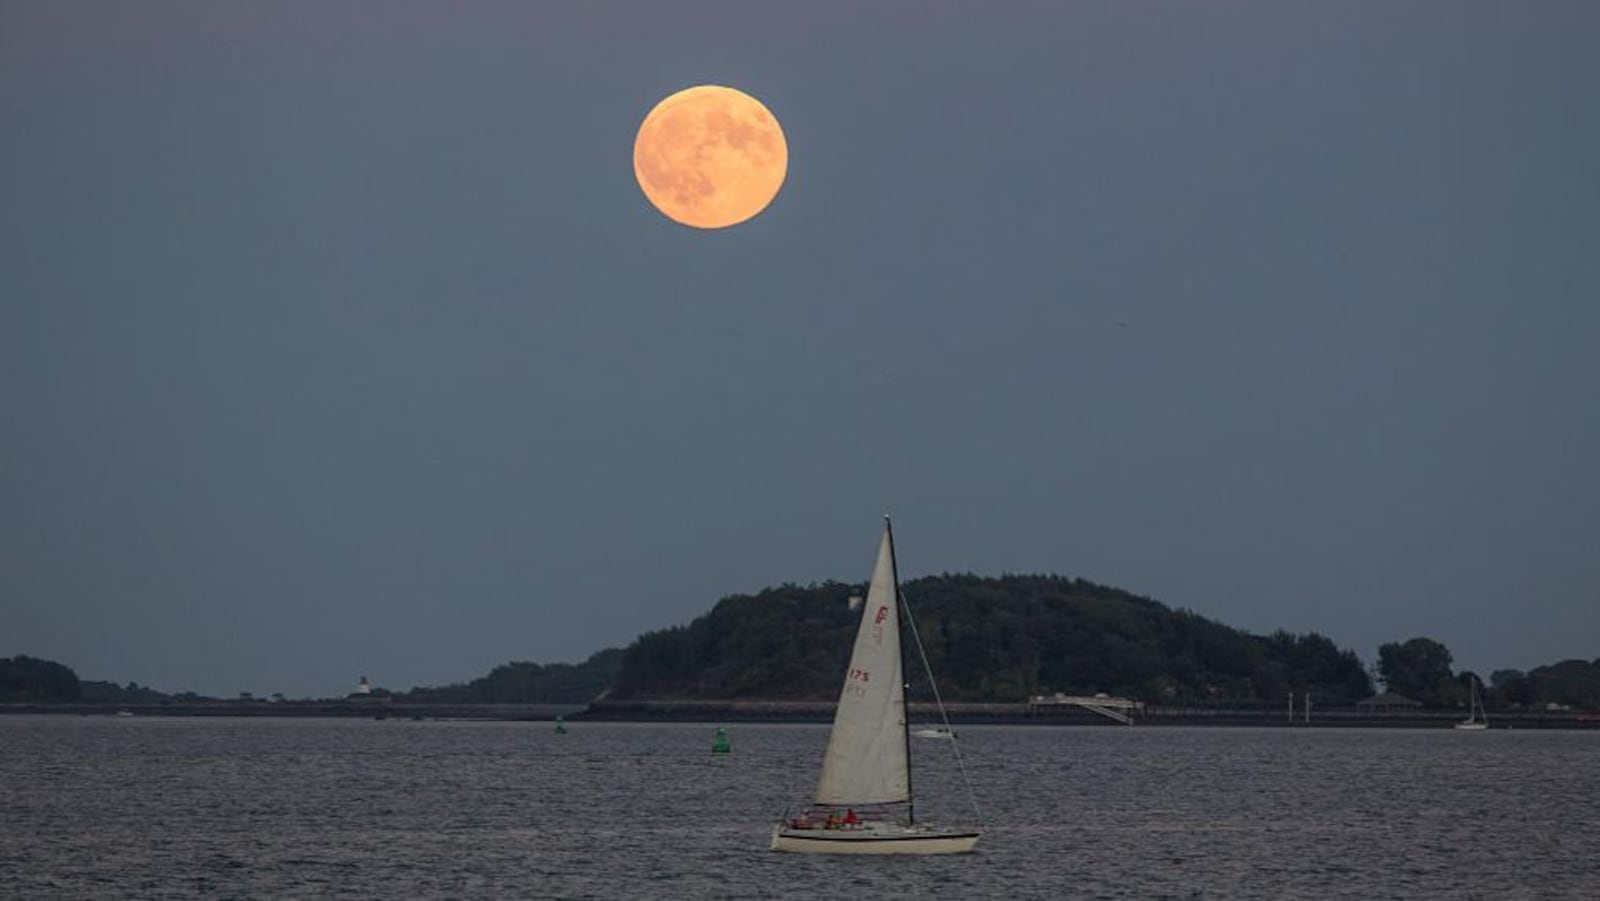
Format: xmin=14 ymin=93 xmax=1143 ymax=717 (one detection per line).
xmin=885 ymin=515 xmax=914 ymax=826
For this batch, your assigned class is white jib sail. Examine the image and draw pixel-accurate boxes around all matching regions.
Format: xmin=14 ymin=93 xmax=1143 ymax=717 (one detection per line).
xmin=814 ymin=524 xmax=909 ymax=806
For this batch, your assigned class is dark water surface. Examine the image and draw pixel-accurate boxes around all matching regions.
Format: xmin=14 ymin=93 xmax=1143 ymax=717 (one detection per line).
xmin=2 ymin=717 xmax=1595 ymax=898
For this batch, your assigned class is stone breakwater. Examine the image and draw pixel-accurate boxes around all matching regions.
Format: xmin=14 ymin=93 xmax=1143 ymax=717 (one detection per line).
xmin=0 ymin=701 xmax=588 ymax=720
xmin=581 ymin=699 xmax=1599 ymax=729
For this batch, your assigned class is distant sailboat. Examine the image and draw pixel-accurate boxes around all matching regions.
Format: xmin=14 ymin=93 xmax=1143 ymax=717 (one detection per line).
xmin=770 ymin=518 xmax=981 ymax=855
xmin=1455 ymin=675 xmax=1489 ymax=731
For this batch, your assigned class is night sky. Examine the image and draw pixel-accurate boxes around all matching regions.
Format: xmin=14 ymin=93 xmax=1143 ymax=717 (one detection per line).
xmin=4 ymin=2 xmax=1596 ymax=697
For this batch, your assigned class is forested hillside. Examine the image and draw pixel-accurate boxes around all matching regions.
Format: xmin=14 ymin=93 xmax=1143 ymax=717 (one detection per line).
xmin=14 ymin=580 xmax=1593 ymax=711
xmin=610 ymin=575 xmax=1374 ymax=704
xmin=400 ymin=649 xmax=623 ymax=704
xmin=0 ymin=655 xmax=82 ymax=703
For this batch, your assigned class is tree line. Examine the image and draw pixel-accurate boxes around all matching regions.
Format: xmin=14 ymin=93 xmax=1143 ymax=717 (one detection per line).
xmin=611 ymin=577 xmax=1600 ymax=710
xmin=610 ymin=575 xmax=1377 ymax=705
xmin=1377 ymin=637 xmax=1600 ymax=710
xmin=397 ymin=649 xmax=623 ymax=704
xmin=8 ymin=584 xmax=1598 ymax=710
xmin=0 ymin=655 xmax=82 ymax=703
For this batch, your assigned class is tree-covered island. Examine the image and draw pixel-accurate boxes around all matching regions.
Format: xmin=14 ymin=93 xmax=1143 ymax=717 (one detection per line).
xmin=6 ymin=573 xmax=1597 ymax=712
xmin=611 ymin=575 xmax=1376 ymax=705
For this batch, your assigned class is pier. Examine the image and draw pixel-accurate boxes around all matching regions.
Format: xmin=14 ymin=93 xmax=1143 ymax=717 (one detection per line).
xmin=1028 ymin=693 xmax=1143 ymax=725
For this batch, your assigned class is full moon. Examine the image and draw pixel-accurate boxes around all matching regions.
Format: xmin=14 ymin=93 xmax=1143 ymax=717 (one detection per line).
xmin=633 ymin=85 xmax=788 ymax=229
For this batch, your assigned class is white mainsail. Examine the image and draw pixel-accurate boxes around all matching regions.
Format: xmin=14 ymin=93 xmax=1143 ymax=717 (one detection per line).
xmin=814 ymin=525 xmax=909 ymax=806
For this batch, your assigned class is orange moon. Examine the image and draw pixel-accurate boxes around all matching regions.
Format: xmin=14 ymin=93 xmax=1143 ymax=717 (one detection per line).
xmin=633 ymin=85 xmax=788 ymax=229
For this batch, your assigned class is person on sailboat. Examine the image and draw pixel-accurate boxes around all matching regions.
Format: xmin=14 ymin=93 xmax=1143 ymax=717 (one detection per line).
xmin=843 ymin=809 xmax=859 ymax=827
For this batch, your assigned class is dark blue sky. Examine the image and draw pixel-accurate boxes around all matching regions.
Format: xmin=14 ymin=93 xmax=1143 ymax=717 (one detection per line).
xmin=4 ymin=3 xmax=1596 ymax=698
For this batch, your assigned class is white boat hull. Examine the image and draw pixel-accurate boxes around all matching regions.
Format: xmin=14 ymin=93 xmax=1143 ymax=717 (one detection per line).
xmin=1454 ymin=722 xmax=1489 ymax=731
xmin=770 ymin=825 xmax=979 ymax=855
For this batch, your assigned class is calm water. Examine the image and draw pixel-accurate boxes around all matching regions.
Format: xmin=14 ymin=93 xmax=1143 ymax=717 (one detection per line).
xmin=2 ymin=717 xmax=1596 ymax=899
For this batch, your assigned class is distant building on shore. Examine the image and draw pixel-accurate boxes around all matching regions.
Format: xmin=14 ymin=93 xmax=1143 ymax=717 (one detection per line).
xmin=347 ymin=676 xmax=391 ymax=706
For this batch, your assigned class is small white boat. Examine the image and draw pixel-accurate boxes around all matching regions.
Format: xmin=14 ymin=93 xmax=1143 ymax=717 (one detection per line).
xmin=913 ymin=727 xmax=956 ymax=740
xmin=1455 ymin=675 xmax=1489 ymax=731
xmin=771 ymin=518 xmax=981 ymax=855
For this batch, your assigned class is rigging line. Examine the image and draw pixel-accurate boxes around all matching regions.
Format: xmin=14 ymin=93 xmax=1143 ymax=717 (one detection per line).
xmin=899 ymin=589 xmax=985 ymax=826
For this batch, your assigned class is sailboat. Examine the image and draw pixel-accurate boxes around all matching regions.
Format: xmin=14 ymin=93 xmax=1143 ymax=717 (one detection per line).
xmin=1455 ymin=675 xmax=1489 ymax=731
xmin=770 ymin=517 xmax=981 ymax=855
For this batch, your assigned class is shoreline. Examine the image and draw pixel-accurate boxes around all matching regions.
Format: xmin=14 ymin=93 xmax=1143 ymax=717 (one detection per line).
xmin=581 ymin=699 xmax=1600 ymax=730
xmin=4 ymin=699 xmax=1596 ymax=730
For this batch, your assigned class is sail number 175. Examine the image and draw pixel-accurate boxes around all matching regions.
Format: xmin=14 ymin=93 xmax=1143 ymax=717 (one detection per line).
xmin=845 ymin=668 xmax=872 ymax=698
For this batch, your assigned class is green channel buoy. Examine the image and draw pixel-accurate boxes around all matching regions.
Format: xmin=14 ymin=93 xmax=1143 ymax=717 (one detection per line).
xmin=711 ymin=725 xmax=730 ymax=754
xmin=554 ymin=715 xmax=567 ymax=735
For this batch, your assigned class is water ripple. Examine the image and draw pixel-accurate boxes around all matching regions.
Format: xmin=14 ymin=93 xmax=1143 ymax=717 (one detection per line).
xmin=1 ymin=718 xmax=1595 ymax=898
